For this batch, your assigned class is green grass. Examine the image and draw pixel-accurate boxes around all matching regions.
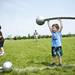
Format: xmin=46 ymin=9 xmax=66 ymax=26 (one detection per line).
xmin=0 ymin=37 xmax=75 ymax=75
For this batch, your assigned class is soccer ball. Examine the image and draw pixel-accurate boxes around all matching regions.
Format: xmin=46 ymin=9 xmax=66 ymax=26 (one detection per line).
xmin=36 ymin=16 xmax=45 ymax=25
xmin=3 ymin=61 xmax=12 ymax=72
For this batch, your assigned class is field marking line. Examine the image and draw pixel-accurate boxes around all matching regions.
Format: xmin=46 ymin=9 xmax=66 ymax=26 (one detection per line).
xmin=13 ymin=64 xmax=75 ymax=72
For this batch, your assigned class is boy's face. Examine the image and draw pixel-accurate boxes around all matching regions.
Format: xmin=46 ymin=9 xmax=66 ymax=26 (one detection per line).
xmin=52 ymin=26 xmax=58 ymax=32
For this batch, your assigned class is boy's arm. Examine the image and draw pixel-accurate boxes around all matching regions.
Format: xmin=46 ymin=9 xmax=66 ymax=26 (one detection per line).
xmin=58 ymin=19 xmax=63 ymax=32
xmin=47 ymin=21 xmax=52 ymax=32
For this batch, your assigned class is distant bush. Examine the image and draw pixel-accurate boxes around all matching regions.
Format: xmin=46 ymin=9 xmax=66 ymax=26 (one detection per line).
xmin=62 ymin=34 xmax=75 ymax=37
xmin=5 ymin=34 xmax=75 ymax=40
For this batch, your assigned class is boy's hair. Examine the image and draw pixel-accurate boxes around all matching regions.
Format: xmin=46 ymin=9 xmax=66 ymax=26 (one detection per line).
xmin=52 ymin=24 xmax=59 ymax=30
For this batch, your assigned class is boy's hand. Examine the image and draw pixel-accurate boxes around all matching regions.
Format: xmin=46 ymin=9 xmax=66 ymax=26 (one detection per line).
xmin=58 ymin=19 xmax=62 ymax=23
xmin=47 ymin=21 xmax=52 ymax=32
xmin=58 ymin=19 xmax=63 ymax=32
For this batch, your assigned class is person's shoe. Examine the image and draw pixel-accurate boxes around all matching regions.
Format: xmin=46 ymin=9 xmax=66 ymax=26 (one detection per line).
xmin=49 ymin=63 xmax=56 ymax=67
xmin=57 ymin=63 xmax=62 ymax=66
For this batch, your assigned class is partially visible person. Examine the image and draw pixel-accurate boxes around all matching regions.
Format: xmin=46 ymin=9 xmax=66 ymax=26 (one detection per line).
xmin=0 ymin=25 xmax=5 ymax=56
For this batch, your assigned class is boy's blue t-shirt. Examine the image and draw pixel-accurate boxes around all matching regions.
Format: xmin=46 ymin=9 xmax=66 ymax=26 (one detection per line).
xmin=52 ymin=32 xmax=62 ymax=47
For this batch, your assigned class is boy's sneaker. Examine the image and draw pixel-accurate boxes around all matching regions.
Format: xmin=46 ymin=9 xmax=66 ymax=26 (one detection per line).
xmin=49 ymin=63 xmax=56 ymax=67
xmin=57 ymin=64 xmax=62 ymax=67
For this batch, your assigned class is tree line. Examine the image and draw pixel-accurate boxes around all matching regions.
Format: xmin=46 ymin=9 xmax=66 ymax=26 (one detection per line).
xmin=6 ymin=33 xmax=75 ymax=40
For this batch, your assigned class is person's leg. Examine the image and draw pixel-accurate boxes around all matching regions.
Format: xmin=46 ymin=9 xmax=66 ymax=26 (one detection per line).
xmin=0 ymin=40 xmax=5 ymax=55
xmin=57 ymin=46 xmax=62 ymax=66
xmin=0 ymin=48 xmax=2 ymax=54
xmin=58 ymin=56 xmax=62 ymax=65
xmin=0 ymin=44 xmax=2 ymax=54
xmin=52 ymin=56 xmax=56 ymax=64
xmin=1 ymin=47 xmax=4 ymax=52
xmin=0 ymin=47 xmax=5 ymax=56
xmin=51 ymin=47 xmax=57 ymax=66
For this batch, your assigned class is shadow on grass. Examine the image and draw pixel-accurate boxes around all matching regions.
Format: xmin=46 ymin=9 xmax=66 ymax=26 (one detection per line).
xmin=40 ymin=62 xmax=50 ymax=66
xmin=26 ymin=59 xmax=50 ymax=66
xmin=34 ymin=61 xmax=50 ymax=66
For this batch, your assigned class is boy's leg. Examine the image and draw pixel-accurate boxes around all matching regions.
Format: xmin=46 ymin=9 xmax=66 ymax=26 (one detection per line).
xmin=52 ymin=56 xmax=56 ymax=64
xmin=57 ymin=46 xmax=63 ymax=66
xmin=51 ymin=47 xmax=57 ymax=65
xmin=49 ymin=56 xmax=56 ymax=66
xmin=58 ymin=56 xmax=62 ymax=65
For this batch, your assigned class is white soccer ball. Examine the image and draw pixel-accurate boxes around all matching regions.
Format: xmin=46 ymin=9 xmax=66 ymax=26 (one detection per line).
xmin=3 ymin=61 xmax=12 ymax=72
xmin=36 ymin=16 xmax=45 ymax=25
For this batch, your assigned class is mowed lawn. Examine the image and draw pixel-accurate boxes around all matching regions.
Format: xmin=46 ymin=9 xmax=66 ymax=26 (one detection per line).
xmin=0 ymin=37 xmax=75 ymax=75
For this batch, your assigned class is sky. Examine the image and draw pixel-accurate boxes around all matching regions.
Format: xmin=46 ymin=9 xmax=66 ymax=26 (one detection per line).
xmin=0 ymin=0 xmax=75 ymax=38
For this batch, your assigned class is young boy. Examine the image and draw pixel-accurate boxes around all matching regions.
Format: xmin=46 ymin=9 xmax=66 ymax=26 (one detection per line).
xmin=48 ymin=19 xmax=63 ymax=66
xmin=0 ymin=26 xmax=5 ymax=56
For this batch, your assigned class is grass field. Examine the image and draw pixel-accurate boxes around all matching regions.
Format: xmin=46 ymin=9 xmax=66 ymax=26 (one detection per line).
xmin=0 ymin=37 xmax=75 ymax=75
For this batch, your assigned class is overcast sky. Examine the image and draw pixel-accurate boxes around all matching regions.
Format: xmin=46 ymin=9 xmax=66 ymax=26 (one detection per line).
xmin=0 ymin=0 xmax=75 ymax=38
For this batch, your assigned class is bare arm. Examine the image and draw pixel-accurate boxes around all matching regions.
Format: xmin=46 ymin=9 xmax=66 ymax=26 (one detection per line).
xmin=0 ymin=36 xmax=2 ymax=38
xmin=58 ymin=19 xmax=63 ymax=32
xmin=47 ymin=21 xmax=52 ymax=32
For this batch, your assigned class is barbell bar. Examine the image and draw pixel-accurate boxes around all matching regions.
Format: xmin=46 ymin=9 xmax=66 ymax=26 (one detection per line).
xmin=36 ymin=16 xmax=75 ymax=25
